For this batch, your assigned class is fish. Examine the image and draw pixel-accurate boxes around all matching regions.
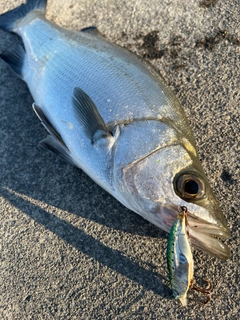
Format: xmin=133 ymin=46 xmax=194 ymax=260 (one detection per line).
xmin=167 ymin=207 xmax=193 ymax=306
xmin=0 ymin=0 xmax=230 ymax=260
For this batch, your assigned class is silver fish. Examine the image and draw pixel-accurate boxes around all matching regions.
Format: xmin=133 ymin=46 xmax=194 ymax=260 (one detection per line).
xmin=0 ymin=0 xmax=230 ymax=259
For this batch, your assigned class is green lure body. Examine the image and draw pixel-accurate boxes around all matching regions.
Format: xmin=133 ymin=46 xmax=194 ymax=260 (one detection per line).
xmin=167 ymin=211 xmax=194 ymax=306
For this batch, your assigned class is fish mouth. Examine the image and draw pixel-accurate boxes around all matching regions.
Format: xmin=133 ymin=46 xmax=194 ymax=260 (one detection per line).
xmin=155 ymin=204 xmax=230 ymax=260
xmin=187 ymin=216 xmax=231 ymax=260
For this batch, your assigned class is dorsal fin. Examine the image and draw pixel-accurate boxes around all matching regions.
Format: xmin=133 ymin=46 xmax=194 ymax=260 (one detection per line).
xmin=81 ymin=26 xmax=98 ymax=33
xmin=80 ymin=26 xmax=104 ymax=37
xmin=72 ymin=87 xmax=111 ymax=141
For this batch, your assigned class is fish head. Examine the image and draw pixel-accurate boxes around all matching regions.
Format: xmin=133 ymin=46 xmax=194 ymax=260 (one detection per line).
xmin=122 ymin=141 xmax=230 ymax=260
xmin=171 ymin=162 xmax=231 ymax=260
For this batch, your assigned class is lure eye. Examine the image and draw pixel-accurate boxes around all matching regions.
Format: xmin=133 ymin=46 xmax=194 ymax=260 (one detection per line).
xmin=175 ymin=173 xmax=205 ymax=200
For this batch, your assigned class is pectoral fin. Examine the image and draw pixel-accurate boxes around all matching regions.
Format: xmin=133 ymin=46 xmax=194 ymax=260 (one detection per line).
xmin=72 ymin=87 xmax=111 ymax=142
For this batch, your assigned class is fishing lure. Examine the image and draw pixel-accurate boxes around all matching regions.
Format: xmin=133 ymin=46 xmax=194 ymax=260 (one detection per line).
xmin=167 ymin=206 xmax=193 ymax=306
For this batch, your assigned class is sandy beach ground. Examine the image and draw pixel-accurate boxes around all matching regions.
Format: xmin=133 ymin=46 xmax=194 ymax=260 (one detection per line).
xmin=0 ymin=0 xmax=239 ymax=319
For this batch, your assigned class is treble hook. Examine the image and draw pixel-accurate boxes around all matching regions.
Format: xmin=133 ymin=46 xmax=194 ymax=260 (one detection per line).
xmin=191 ymin=278 xmax=213 ymax=294
xmin=190 ymin=278 xmax=218 ymax=305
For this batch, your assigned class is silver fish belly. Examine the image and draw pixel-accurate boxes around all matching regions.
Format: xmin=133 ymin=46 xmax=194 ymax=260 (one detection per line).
xmin=0 ymin=0 xmax=230 ymax=259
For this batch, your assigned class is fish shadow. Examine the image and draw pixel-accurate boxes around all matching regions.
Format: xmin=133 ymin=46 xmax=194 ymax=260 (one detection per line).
xmin=0 ymin=186 xmax=169 ymax=297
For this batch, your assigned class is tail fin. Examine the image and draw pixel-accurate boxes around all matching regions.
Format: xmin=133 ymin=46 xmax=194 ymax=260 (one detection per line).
xmin=0 ymin=0 xmax=47 ymax=32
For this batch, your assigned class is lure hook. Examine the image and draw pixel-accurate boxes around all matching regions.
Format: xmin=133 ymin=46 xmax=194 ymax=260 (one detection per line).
xmin=191 ymin=278 xmax=218 ymax=305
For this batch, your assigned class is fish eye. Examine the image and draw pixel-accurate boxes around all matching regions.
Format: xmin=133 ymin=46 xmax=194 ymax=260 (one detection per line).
xmin=175 ymin=172 xmax=205 ymax=200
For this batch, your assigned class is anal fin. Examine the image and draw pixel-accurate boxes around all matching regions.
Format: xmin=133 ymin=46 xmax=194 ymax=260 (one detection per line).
xmin=0 ymin=45 xmax=25 ymax=77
